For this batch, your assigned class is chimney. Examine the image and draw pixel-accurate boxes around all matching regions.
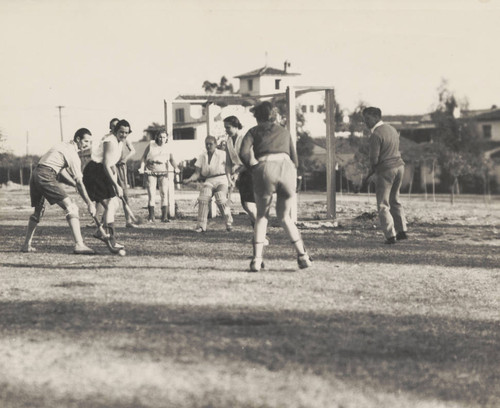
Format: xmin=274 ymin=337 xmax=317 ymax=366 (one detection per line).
xmin=284 ymin=60 xmax=290 ymax=73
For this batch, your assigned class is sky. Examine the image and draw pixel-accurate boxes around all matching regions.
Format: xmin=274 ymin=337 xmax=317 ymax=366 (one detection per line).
xmin=0 ymin=0 xmax=499 ymax=156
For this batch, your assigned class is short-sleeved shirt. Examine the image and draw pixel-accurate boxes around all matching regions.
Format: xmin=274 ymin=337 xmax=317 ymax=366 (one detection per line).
xmin=146 ymin=141 xmax=171 ymax=172
xmin=195 ymin=148 xmax=227 ymax=178
xmin=38 ymin=141 xmax=83 ymax=181
xmin=91 ymin=134 xmax=123 ymax=165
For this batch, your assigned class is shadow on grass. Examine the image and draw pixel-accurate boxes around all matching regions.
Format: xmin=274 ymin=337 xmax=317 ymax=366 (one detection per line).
xmin=2 ymin=223 xmax=499 ymax=269
xmin=0 ymin=300 xmax=498 ymax=407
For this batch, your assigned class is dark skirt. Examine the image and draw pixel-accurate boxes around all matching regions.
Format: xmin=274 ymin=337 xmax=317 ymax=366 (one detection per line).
xmin=236 ymin=168 xmax=255 ymax=204
xmin=83 ymin=161 xmax=116 ymax=202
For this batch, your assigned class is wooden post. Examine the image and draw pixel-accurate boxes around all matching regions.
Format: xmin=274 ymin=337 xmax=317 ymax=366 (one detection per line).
xmin=286 ymin=86 xmax=298 ymax=222
xmin=423 ymin=162 xmax=427 ymax=201
xmin=164 ymin=100 xmax=176 ymax=218
xmin=206 ymin=102 xmax=217 ymax=218
xmin=325 ymin=89 xmax=336 ymax=218
xmin=432 ymin=159 xmax=436 ymax=202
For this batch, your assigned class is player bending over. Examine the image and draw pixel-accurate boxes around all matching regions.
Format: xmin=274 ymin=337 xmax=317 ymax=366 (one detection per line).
xmin=21 ymin=128 xmax=96 ymax=254
xmin=83 ymin=119 xmax=131 ymax=250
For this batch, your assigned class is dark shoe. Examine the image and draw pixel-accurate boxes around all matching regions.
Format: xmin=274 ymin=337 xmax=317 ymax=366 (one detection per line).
xmin=147 ymin=206 xmax=155 ymax=222
xmin=250 ymin=257 xmax=264 ymax=272
xmin=20 ymin=245 xmax=36 ymax=253
xmin=161 ymin=206 xmax=169 ymax=223
xmin=297 ymin=253 xmax=313 ymax=269
xmin=384 ymin=237 xmax=396 ymax=245
xmin=93 ymin=229 xmax=108 ymax=242
xmin=396 ymin=231 xmax=408 ymax=241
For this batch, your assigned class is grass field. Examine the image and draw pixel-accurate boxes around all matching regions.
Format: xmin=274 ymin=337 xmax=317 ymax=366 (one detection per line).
xmin=1 ymin=185 xmax=499 ymax=408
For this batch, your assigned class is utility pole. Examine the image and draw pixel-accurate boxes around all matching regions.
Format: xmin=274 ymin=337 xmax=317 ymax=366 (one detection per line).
xmin=56 ymin=105 xmax=64 ymax=141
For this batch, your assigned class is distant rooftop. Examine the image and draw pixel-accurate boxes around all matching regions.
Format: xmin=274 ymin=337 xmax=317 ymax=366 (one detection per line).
xmin=462 ymin=107 xmax=500 ymax=121
xmin=235 ymin=66 xmax=301 ymax=79
xmin=175 ymin=94 xmax=258 ymax=106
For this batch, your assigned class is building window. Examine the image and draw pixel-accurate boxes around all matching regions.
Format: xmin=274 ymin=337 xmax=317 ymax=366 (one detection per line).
xmin=248 ymin=79 xmax=253 ymax=91
xmin=175 ymin=108 xmax=185 ymax=123
xmin=275 ymin=79 xmax=281 ymax=90
xmin=301 ymin=105 xmax=307 ymax=113
xmin=483 ymin=124 xmax=492 ymax=139
xmin=310 ymin=105 xmax=314 ymax=113
xmin=173 ymin=127 xmax=195 ymax=140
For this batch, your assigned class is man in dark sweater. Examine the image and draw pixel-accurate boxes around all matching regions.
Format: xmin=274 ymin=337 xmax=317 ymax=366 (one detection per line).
xmin=363 ymin=107 xmax=408 ymax=244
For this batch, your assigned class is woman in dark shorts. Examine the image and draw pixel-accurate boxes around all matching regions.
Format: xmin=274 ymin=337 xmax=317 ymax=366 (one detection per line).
xmin=240 ymin=102 xmax=312 ymax=272
xmin=224 ymin=117 xmax=257 ymax=217
xmin=83 ymin=119 xmax=131 ymax=249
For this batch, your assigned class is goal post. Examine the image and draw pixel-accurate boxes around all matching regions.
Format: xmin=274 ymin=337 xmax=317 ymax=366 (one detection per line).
xmin=164 ymin=99 xmax=176 ymax=218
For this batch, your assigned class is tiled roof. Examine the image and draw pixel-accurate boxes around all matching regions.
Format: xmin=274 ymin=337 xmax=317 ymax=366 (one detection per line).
xmin=235 ymin=66 xmax=300 ymax=78
xmin=471 ymin=108 xmax=500 ymax=121
xmin=175 ymin=94 xmax=258 ymax=106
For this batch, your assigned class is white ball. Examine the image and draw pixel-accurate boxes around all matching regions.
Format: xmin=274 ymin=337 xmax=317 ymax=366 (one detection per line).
xmin=118 ymin=249 xmax=126 ymax=256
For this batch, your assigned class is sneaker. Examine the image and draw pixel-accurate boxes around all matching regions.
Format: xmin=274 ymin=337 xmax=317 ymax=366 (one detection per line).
xmin=226 ymin=224 xmax=233 ymax=232
xmin=109 ymin=236 xmax=125 ymax=249
xmin=161 ymin=218 xmax=170 ymax=223
xmin=396 ymin=231 xmax=408 ymax=241
xmin=250 ymin=257 xmax=264 ymax=272
xmin=384 ymin=237 xmax=396 ymax=244
xmin=126 ymin=222 xmax=138 ymax=228
xmin=297 ymin=253 xmax=313 ymax=269
xmin=73 ymin=243 xmax=95 ymax=255
xmin=195 ymin=226 xmax=205 ymax=233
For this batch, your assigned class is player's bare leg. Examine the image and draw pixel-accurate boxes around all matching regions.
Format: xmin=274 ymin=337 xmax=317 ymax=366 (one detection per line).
xmin=276 ymin=195 xmax=312 ymax=269
xmin=20 ymin=201 xmax=45 ymax=252
xmin=58 ymin=197 xmax=95 ymax=254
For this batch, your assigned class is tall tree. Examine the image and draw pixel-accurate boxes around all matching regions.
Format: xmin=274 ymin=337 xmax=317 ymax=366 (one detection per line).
xmin=143 ymin=122 xmax=164 ymax=141
xmin=430 ymin=79 xmax=486 ymax=200
xmin=0 ymin=129 xmax=9 ymax=154
xmin=202 ymin=76 xmax=234 ymax=94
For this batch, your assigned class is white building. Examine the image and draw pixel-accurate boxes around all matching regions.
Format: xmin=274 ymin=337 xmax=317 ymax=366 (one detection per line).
xmin=168 ymin=61 xmax=328 ymax=162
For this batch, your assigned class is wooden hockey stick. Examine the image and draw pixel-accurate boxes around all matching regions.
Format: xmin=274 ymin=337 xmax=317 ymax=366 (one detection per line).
xmin=118 ymin=196 xmax=144 ymax=225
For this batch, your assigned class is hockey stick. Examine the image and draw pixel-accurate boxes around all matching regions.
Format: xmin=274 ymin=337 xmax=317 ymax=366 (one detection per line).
xmin=227 ymin=184 xmax=234 ymax=205
xmin=92 ymin=215 xmax=124 ymax=255
xmin=118 ymin=196 xmax=144 ymax=225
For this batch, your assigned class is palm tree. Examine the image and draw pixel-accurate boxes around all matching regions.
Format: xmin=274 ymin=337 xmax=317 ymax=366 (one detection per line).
xmin=202 ymin=76 xmax=234 ymax=94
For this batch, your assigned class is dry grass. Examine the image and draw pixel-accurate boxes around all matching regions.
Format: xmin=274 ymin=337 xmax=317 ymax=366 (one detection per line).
xmin=0 ymin=186 xmax=499 ymax=408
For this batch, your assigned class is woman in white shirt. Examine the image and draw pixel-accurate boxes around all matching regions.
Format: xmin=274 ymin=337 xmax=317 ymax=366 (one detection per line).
xmin=183 ymin=136 xmax=233 ymax=232
xmin=140 ymin=131 xmax=176 ymax=222
xmin=83 ymin=119 xmax=131 ymax=249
